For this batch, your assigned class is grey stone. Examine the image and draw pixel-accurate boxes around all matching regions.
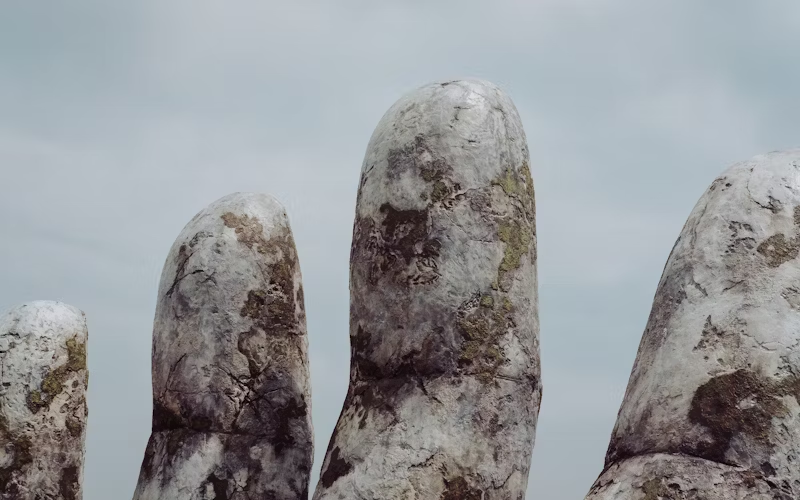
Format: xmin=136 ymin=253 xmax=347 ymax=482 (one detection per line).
xmin=586 ymin=150 xmax=800 ymax=499
xmin=313 ymin=79 xmax=541 ymax=499
xmin=0 ymin=300 xmax=88 ymax=500
xmin=132 ymin=192 xmax=313 ymax=500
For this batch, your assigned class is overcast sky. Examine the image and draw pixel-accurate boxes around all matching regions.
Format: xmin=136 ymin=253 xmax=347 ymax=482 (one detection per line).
xmin=2 ymin=2 xmax=800 ymax=499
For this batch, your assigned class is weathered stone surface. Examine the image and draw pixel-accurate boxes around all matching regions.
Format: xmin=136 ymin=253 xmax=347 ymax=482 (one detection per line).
xmin=586 ymin=150 xmax=800 ymax=499
xmin=132 ymin=192 xmax=313 ymax=500
xmin=586 ymin=454 xmax=776 ymax=499
xmin=0 ymin=300 xmax=88 ymax=499
xmin=313 ymin=79 xmax=540 ymax=499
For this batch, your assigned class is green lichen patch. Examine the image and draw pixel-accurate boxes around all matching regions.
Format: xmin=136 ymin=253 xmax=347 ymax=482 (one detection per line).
xmin=65 ymin=336 xmax=86 ymax=372
xmin=491 ymin=163 xmax=535 ymax=221
xmin=430 ymin=180 xmax=451 ymax=203
xmin=27 ymin=335 xmax=87 ymax=413
xmin=457 ymin=293 xmax=512 ymax=382
xmin=495 ymin=219 xmax=532 ymax=290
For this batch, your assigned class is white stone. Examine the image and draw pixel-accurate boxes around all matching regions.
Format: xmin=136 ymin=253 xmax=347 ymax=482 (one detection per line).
xmin=0 ymin=300 xmax=88 ymax=499
xmin=586 ymin=150 xmax=800 ymax=499
xmin=132 ymin=192 xmax=313 ymax=500
xmin=313 ymin=79 xmax=540 ymax=500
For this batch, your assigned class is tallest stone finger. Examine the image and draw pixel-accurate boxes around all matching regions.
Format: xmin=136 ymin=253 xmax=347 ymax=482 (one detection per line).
xmin=314 ymin=79 xmax=541 ymax=499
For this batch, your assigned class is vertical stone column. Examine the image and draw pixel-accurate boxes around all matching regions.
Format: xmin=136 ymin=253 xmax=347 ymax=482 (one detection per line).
xmin=314 ymin=79 xmax=541 ymax=500
xmin=0 ymin=300 xmax=88 ymax=499
xmin=133 ymin=192 xmax=313 ymax=500
xmin=585 ymin=150 xmax=800 ymax=499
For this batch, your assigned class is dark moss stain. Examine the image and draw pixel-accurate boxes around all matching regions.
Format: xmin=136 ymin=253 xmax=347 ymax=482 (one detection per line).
xmin=354 ymin=203 xmax=442 ymax=287
xmin=152 ymin=399 xmax=184 ymax=432
xmin=352 ymin=325 xmax=381 ymax=380
xmin=386 ymin=135 xmax=462 ymax=209
xmin=296 ymin=283 xmax=306 ymax=323
xmin=26 ymin=335 xmax=87 ymax=413
xmin=351 ymin=378 xmax=409 ymax=429
xmin=58 ymin=465 xmax=80 ymax=500
xmin=0 ymin=415 xmax=33 ymax=494
xmin=65 ymin=416 xmax=82 ymax=438
xmin=166 ymin=428 xmax=189 ymax=457
xmin=206 ymin=473 xmax=229 ymax=500
xmin=687 ymin=369 xmax=795 ymax=464
xmin=319 ymin=446 xmax=353 ymax=488
xmin=138 ymin=434 xmax=158 ymax=481
xmin=440 ymin=476 xmax=482 ymax=500
xmin=229 ymin=217 xmax=301 ymax=338
xmin=166 ymin=244 xmax=192 ymax=298
xmin=272 ymin=397 xmax=308 ymax=455
xmin=757 ymin=233 xmax=799 ymax=267
xmin=380 ymin=204 xmax=439 ymax=267
xmin=624 ymin=260 xmax=691 ymax=394
xmin=240 ymin=289 xmax=267 ymax=320
xmin=726 ymin=221 xmax=756 ymax=255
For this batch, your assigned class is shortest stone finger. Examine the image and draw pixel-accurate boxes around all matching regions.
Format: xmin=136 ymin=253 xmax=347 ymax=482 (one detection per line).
xmin=0 ymin=300 xmax=89 ymax=500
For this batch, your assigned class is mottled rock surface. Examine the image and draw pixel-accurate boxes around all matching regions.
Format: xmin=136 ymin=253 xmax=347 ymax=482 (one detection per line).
xmin=314 ymin=79 xmax=540 ymax=499
xmin=0 ymin=301 xmax=88 ymax=500
xmin=133 ymin=192 xmax=313 ymax=500
xmin=586 ymin=150 xmax=800 ymax=499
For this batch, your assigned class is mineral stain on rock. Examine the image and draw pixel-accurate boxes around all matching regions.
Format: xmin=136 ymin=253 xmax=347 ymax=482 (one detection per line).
xmin=440 ymin=476 xmax=483 ymax=500
xmin=314 ymin=79 xmax=540 ymax=499
xmin=132 ymin=193 xmax=313 ymax=500
xmin=319 ymin=446 xmax=353 ymax=489
xmin=757 ymin=233 xmax=800 ymax=267
xmin=687 ymin=369 xmax=786 ymax=464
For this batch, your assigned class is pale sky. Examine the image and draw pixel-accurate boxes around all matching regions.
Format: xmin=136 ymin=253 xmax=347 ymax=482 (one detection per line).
xmin=2 ymin=2 xmax=800 ymax=498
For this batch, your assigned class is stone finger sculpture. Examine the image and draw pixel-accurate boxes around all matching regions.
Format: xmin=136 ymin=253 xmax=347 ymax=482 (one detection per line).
xmin=0 ymin=301 xmax=88 ymax=500
xmin=585 ymin=150 xmax=800 ymax=499
xmin=132 ymin=192 xmax=313 ymax=500
xmin=314 ymin=79 xmax=541 ymax=499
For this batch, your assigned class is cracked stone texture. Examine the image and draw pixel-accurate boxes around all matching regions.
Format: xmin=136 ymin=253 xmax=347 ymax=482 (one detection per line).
xmin=132 ymin=192 xmax=313 ymax=500
xmin=586 ymin=150 xmax=800 ymax=500
xmin=313 ymin=79 xmax=540 ymax=500
xmin=0 ymin=301 xmax=88 ymax=500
